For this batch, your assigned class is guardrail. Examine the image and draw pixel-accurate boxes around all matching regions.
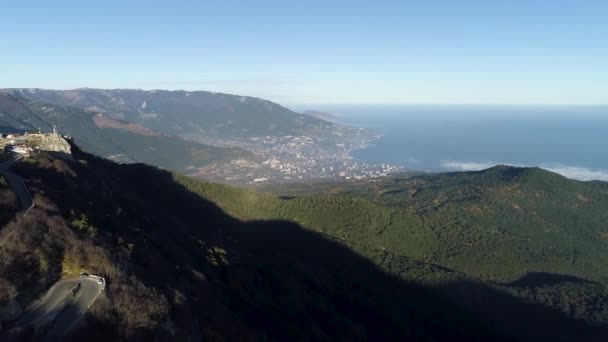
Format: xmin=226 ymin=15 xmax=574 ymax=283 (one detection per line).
xmin=79 ymin=273 xmax=106 ymax=290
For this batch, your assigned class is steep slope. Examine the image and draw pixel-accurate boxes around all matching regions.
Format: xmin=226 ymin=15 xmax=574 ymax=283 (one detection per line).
xmin=224 ymin=166 xmax=608 ymax=335
xmin=258 ymin=166 xmax=608 ymax=282
xmin=203 ymin=166 xmax=608 ymax=283
xmin=0 ymin=148 xmax=606 ymax=340
xmin=3 ymin=88 xmax=334 ymax=139
xmin=0 ymin=94 xmax=50 ymax=132
xmin=0 ymin=147 xmax=522 ymax=341
xmin=0 ymin=94 xmax=248 ymax=171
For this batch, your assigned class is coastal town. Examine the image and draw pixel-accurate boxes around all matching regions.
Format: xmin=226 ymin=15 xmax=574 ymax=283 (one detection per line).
xmin=0 ymin=124 xmax=400 ymax=185
xmin=186 ymin=125 xmax=403 ymax=184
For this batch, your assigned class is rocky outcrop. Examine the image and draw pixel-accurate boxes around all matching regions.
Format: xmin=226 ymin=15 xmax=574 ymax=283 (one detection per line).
xmin=37 ymin=134 xmax=72 ymax=156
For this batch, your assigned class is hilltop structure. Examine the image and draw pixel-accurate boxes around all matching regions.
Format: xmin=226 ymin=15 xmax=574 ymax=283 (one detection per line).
xmin=0 ymin=130 xmax=72 ymax=157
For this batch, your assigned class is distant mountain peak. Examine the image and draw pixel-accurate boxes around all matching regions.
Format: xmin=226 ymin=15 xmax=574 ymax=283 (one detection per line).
xmin=3 ymin=88 xmax=331 ymax=139
xmin=302 ymin=110 xmax=339 ymax=122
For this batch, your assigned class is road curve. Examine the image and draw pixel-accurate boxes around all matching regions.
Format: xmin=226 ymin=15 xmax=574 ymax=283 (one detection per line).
xmin=13 ymin=276 xmax=104 ymax=341
xmin=0 ymin=156 xmax=34 ymax=249
xmin=42 ymin=277 xmax=105 ymax=341
xmin=0 ymin=157 xmax=33 ymax=215
xmin=1 ymin=157 xmax=103 ymax=340
xmin=1 ymin=170 xmax=32 ymax=213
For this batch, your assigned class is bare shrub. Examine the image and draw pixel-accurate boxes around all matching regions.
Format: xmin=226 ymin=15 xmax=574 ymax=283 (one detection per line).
xmin=33 ymin=193 xmax=59 ymax=212
xmin=0 ymin=278 xmax=18 ymax=304
xmin=109 ymin=279 xmax=170 ymax=336
xmin=52 ymin=159 xmax=76 ymax=177
xmin=0 ymin=189 xmax=17 ymax=210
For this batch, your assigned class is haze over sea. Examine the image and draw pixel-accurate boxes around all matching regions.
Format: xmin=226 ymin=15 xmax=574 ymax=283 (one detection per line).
xmin=308 ymin=105 xmax=608 ymax=181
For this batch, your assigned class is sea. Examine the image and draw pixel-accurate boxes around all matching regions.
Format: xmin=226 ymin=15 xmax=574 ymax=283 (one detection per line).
xmin=304 ymin=105 xmax=608 ymax=181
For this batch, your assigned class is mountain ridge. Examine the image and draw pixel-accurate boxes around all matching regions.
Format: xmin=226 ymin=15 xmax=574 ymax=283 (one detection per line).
xmin=302 ymin=110 xmax=339 ymax=122
xmin=1 ymin=145 xmax=608 ymax=340
xmin=0 ymin=93 xmax=249 ymax=171
xmin=0 ymin=145 xmax=519 ymax=341
xmin=0 ymin=88 xmax=384 ymax=184
xmin=1 ymin=88 xmax=331 ymax=139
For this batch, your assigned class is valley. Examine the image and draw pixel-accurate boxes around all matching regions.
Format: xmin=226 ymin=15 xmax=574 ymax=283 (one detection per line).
xmin=1 ymin=88 xmax=404 ymax=184
xmin=0 ymin=89 xmax=606 ymax=342
xmin=3 ymin=2 xmax=606 ymax=341
xmin=1 ymin=145 xmax=607 ymax=340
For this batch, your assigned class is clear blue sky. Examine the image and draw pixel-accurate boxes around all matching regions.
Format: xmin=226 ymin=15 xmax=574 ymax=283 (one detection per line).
xmin=1 ymin=0 xmax=606 ymax=105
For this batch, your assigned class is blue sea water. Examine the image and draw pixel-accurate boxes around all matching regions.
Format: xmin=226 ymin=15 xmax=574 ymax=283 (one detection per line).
xmin=310 ymin=105 xmax=608 ymax=180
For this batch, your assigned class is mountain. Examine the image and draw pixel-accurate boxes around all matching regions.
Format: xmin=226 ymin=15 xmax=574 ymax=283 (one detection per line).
xmin=1 ymin=145 xmax=608 ymax=341
xmin=0 ymin=89 xmax=382 ymax=184
xmin=0 ymin=93 xmax=51 ymax=132
xmin=259 ymin=166 xmax=608 ymax=281
xmin=252 ymin=166 xmax=608 ymax=338
xmin=1 ymin=145 xmax=515 ymax=341
xmin=0 ymin=93 xmax=248 ymax=172
xmin=2 ymin=88 xmax=334 ymax=139
xmin=302 ymin=110 xmax=339 ymax=122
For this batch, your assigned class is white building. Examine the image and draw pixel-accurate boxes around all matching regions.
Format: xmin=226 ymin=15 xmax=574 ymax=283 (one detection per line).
xmin=8 ymin=145 xmax=31 ymax=155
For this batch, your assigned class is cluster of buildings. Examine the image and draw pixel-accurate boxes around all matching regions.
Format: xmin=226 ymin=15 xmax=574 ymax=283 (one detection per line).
xmin=188 ymin=128 xmax=403 ymax=184
xmin=0 ymin=127 xmax=72 ymax=157
xmin=1 ymin=133 xmax=36 ymax=156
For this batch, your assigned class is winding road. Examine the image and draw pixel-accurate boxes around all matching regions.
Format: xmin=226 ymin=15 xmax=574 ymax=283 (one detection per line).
xmin=0 ymin=156 xmax=33 ymax=215
xmin=14 ymin=276 xmax=105 ymax=340
xmin=0 ymin=156 xmax=33 ymax=250
xmin=0 ymin=155 xmax=105 ymax=341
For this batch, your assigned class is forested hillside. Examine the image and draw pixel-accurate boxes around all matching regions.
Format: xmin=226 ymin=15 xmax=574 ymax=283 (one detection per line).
xmin=0 ymin=146 xmax=511 ymax=341
xmin=1 ymin=145 xmax=608 ymax=341
xmin=196 ymin=167 xmax=608 ymax=283
xmin=193 ymin=166 xmax=608 ymax=338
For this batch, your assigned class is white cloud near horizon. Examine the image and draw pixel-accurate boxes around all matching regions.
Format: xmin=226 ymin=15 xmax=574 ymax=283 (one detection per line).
xmin=541 ymin=165 xmax=608 ymax=182
xmin=440 ymin=161 xmax=502 ymax=171
xmin=440 ymin=160 xmax=608 ymax=181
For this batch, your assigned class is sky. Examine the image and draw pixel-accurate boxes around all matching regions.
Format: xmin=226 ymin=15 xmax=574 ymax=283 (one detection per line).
xmin=1 ymin=0 xmax=607 ymax=105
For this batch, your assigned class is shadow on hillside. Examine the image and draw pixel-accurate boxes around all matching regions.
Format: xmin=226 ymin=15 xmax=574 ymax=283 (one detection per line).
xmin=504 ymin=272 xmax=602 ymax=288
xmin=429 ymin=165 xmax=528 ymax=186
xmin=11 ymin=146 xmax=608 ymax=341
xmin=436 ymin=278 xmax=606 ymax=342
